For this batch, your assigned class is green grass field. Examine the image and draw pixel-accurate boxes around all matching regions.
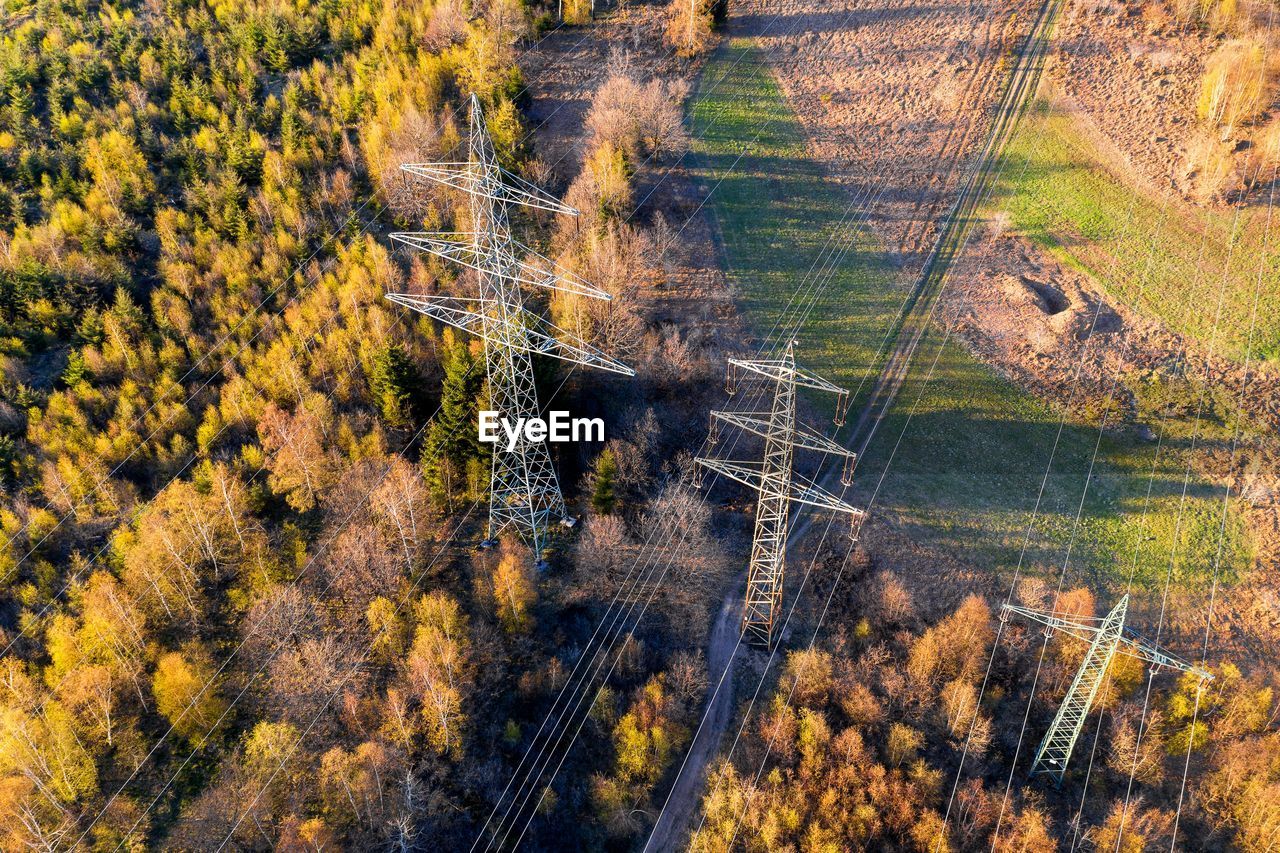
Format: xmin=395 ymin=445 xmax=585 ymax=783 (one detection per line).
xmin=686 ymin=40 xmax=906 ymax=401
xmin=690 ymin=40 xmax=1253 ymax=594
xmin=991 ymin=95 xmax=1280 ymax=365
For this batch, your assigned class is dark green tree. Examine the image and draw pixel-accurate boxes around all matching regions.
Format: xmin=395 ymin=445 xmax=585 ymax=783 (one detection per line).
xmin=263 ymin=20 xmax=294 ymax=73
xmin=423 ymin=340 xmax=485 ymax=504
xmin=61 ymin=349 xmax=90 ymax=388
xmin=367 ymin=342 xmax=423 ymax=428
xmin=590 ymin=447 xmax=619 ymax=515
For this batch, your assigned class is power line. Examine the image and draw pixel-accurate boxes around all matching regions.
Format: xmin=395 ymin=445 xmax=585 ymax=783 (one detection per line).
xmin=1169 ymin=150 xmax=1279 ymax=852
xmin=664 ymin=0 xmax=1069 ymax=843
xmin=467 ymin=14 xmax=895 ymax=845
xmin=115 ymin=26 xmax=814 ymax=849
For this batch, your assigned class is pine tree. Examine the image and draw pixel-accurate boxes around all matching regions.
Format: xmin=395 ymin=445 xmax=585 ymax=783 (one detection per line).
xmin=263 ymin=20 xmax=293 ymax=73
xmin=590 ymin=447 xmax=619 ymax=515
xmin=61 ymin=349 xmax=89 ymax=388
xmin=423 ymin=339 xmax=485 ymax=504
xmin=368 ymin=343 xmax=422 ymax=428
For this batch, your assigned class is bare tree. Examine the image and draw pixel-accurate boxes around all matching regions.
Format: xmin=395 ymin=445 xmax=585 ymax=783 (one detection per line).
xmin=585 ymin=59 xmax=690 ymax=162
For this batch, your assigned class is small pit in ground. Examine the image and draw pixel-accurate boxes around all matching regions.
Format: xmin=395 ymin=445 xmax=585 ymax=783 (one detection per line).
xmin=1022 ymin=278 xmax=1071 ymax=314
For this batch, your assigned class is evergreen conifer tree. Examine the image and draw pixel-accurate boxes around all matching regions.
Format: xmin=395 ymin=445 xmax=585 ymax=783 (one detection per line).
xmin=423 ymin=337 xmax=485 ymax=504
xmin=590 ymin=447 xmax=619 ymax=515
xmin=368 ymin=342 xmax=422 ymax=428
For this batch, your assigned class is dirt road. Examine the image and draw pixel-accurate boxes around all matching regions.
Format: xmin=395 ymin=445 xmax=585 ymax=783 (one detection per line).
xmin=643 ymin=590 xmax=742 ymax=852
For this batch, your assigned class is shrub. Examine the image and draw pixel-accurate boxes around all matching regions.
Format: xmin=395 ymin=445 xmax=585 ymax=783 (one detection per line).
xmin=562 ymin=0 xmax=593 ymax=25
xmin=886 ymin=722 xmax=922 ymax=768
xmin=1198 ymin=39 xmax=1274 ymax=133
xmin=1173 ymin=0 xmax=1243 ymax=34
xmin=564 ymin=141 xmax=633 ymax=228
xmin=585 ymin=66 xmax=689 ymax=162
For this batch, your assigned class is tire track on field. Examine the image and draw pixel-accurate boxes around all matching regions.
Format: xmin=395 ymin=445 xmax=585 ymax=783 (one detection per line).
xmin=848 ymin=0 xmax=1063 ymax=457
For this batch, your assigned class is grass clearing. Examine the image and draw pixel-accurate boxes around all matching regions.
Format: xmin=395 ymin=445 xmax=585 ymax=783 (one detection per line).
xmin=690 ymin=41 xmax=1253 ymax=595
xmin=991 ymin=95 xmax=1280 ymax=365
xmin=687 ymin=38 xmax=906 ymax=400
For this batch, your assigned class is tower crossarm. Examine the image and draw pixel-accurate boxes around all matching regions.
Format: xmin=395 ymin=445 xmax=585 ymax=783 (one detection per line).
xmin=385 ymin=293 xmax=635 ymax=376
xmin=710 ymin=410 xmax=856 ymax=459
xmin=389 ymin=232 xmax=613 ymax=301
xmin=727 ymin=357 xmax=847 ymax=396
xmin=523 ymin=312 xmax=635 ymax=376
xmin=999 ymin=604 xmax=1213 ymax=682
xmin=385 ymin=293 xmax=490 ymax=337
xmin=789 ymin=472 xmax=864 ymax=517
xmin=694 ymin=458 xmax=768 ymax=495
xmin=1117 ymin=632 xmax=1213 ymax=681
xmin=694 ymin=458 xmax=862 ymax=518
xmin=999 ymin=603 xmax=1107 ymax=645
xmin=399 ymin=162 xmax=578 ymax=216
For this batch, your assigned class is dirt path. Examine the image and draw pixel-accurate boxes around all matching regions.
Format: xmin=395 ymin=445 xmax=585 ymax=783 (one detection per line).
xmin=643 ymin=590 xmax=741 ymax=852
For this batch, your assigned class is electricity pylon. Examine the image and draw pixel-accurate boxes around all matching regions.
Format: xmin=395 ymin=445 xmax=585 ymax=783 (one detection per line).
xmin=387 ymin=94 xmax=633 ymax=558
xmin=1001 ymin=593 xmax=1213 ymax=785
xmin=696 ymin=342 xmax=863 ymax=648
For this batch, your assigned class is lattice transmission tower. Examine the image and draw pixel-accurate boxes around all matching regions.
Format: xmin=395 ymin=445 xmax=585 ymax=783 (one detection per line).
xmin=1002 ymin=593 xmax=1212 ymax=785
xmin=387 ymin=95 xmax=633 ymax=558
xmin=697 ymin=342 xmax=863 ymax=648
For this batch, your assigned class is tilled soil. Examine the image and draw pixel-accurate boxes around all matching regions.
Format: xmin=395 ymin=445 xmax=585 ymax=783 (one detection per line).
xmin=733 ymin=0 xmax=1040 ymax=266
xmin=943 ymin=222 xmax=1280 ymax=433
xmin=733 ymin=0 xmax=1280 ymax=660
xmin=1055 ymin=0 xmax=1213 ymax=198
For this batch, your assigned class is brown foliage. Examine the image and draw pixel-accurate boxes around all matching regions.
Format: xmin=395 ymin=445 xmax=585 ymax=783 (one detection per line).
xmin=585 ymin=61 xmax=690 ymax=163
xmin=258 ymin=395 xmax=340 ymax=512
xmin=1107 ymin=708 xmax=1168 ymax=787
xmin=1201 ymin=730 xmax=1280 ymax=849
xmin=1090 ymin=798 xmax=1174 ymax=853
xmin=783 ymin=648 xmax=835 ymax=708
xmin=906 ymin=594 xmax=992 ymax=687
xmin=267 ymin=635 xmax=363 ymax=735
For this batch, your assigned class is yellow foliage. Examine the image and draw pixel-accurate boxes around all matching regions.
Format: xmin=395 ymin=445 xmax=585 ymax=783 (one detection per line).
xmin=886 ymin=721 xmax=922 ymax=767
xmin=152 ymin=649 xmax=227 ymax=745
xmin=663 ymin=0 xmax=716 ymax=57
xmin=0 ymin=700 xmax=98 ymax=804
xmin=409 ymin=591 xmax=470 ymax=756
xmin=491 ymin=549 xmax=535 ymax=634
xmin=1175 ymin=0 xmax=1244 ymax=32
xmin=243 ymin=720 xmax=301 ymax=778
xmin=1199 ymin=39 xmax=1275 ymax=132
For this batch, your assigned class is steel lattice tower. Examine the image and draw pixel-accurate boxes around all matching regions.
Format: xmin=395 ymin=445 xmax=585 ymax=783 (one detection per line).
xmin=697 ymin=342 xmax=863 ymax=648
xmin=388 ymin=95 xmax=633 ymax=557
xmin=1002 ymin=593 xmax=1213 ymax=785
